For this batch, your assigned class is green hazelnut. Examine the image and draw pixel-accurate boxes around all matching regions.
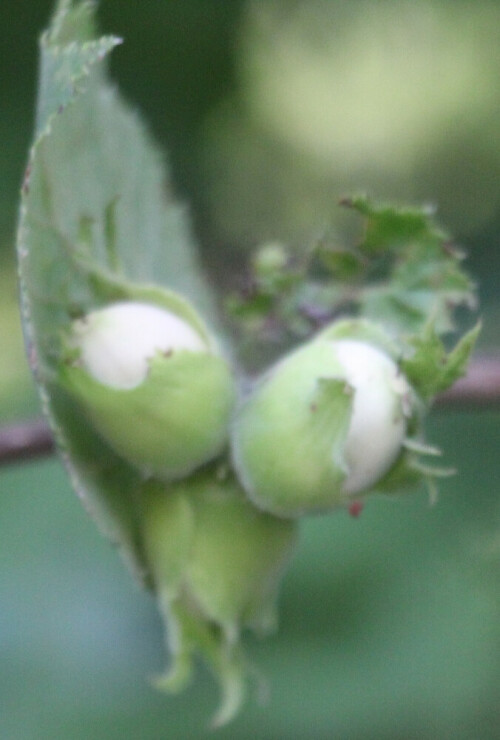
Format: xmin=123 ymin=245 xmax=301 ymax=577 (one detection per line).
xmin=61 ymin=299 xmax=235 ymax=479
xmin=231 ymin=320 xmax=413 ymax=516
xmin=140 ymin=469 xmax=298 ymax=726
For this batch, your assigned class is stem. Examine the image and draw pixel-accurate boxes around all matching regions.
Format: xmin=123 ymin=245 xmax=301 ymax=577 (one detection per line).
xmin=434 ymin=354 xmax=500 ymax=408
xmin=0 ymin=418 xmax=54 ymax=464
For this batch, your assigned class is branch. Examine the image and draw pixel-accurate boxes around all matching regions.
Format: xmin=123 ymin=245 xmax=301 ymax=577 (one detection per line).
xmin=0 ymin=417 xmax=54 ymax=465
xmin=0 ymin=354 xmax=499 ymax=467
xmin=434 ymin=354 xmax=500 ymax=408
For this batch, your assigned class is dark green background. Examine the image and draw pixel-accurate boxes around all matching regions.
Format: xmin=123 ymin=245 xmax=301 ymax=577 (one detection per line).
xmin=1 ymin=2 xmax=499 ymax=738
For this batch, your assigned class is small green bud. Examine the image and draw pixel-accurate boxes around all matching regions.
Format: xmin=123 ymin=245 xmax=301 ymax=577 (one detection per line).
xmin=141 ymin=469 xmax=298 ymax=726
xmin=252 ymin=242 xmax=289 ymax=279
xmin=231 ymin=320 xmax=414 ymax=516
xmin=61 ymin=299 xmax=235 ymax=479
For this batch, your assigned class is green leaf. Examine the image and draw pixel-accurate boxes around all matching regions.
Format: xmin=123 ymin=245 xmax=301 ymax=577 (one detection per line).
xmin=401 ymin=322 xmax=481 ymax=401
xmin=315 ymin=244 xmax=365 ymax=281
xmin=343 ymin=195 xmax=446 ymax=254
xmin=35 ymin=2 xmax=120 ymax=138
xmin=17 ymin=1 xmax=220 ymax=582
xmin=345 ymin=197 xmax=477 ymax=337
xmin=231 ymin=196 xmax=477 ymax=358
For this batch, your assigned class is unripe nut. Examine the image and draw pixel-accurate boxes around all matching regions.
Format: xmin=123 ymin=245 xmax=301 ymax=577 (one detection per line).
xmin=231 ymin=331 xmax=412 ymax=516
xmin=73 ymin=301 xmax=206 ymax=389
xmin=142 ymin=471 xmax=298 ymax=635
xmin=61 ymin=300 xmax=235 ymax=479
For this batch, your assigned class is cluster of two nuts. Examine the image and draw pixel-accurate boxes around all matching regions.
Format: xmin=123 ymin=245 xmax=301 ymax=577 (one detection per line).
xmin=62 ymin=296 xmax=413 ymax=518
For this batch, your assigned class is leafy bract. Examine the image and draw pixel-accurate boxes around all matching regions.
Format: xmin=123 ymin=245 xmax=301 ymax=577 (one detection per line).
xmin=348 ymin=197 xmax=477 ymax=337
xmin=401 ymin=322 xmax=481 ymax=402
xmin=229 ymin=196 xmax=478 ymax=357
xmin=343 ymin=196 xmax=446 ymax=254
xmin=17 ymin=0 xmax=219 ymax=582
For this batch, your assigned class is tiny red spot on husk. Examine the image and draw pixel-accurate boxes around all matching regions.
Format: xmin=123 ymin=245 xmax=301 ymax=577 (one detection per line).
xmin=348 ymin=500 xmax=364 ymax=518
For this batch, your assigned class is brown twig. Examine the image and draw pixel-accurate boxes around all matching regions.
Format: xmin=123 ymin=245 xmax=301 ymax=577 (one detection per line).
xmin=434 ymin=355 xmax=500 ymax=409
xmin=0 ymin=354 xmax=499 ymax=467
xmin=0 ymin=417 xmax=54 ymax=465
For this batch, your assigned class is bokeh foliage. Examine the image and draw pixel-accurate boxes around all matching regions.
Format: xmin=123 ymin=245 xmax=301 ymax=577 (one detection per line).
xmin=1 ymin=1 xmax=499 ymax=738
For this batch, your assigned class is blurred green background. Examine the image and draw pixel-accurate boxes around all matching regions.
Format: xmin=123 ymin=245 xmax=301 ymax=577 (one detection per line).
xmin=1 ymin=1 xmax=499 ymax=738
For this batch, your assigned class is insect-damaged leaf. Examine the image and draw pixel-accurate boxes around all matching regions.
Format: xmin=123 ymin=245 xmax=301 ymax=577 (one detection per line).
xmin=17 ymin=0 xmax=219 ymax=582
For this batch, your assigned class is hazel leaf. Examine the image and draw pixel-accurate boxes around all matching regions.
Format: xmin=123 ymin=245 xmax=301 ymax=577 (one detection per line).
xmin=17 ymin=0 xmax=221 ymax=581
xmin=315 ymin=244 xmax=365 ymax=281
xmin=343 ymin=195 xmax=446 ymax=254
xmin=231 ymin=196 xmax=477 ymax=360
xmin=345 ymin=197 xmax=478 ymax=337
